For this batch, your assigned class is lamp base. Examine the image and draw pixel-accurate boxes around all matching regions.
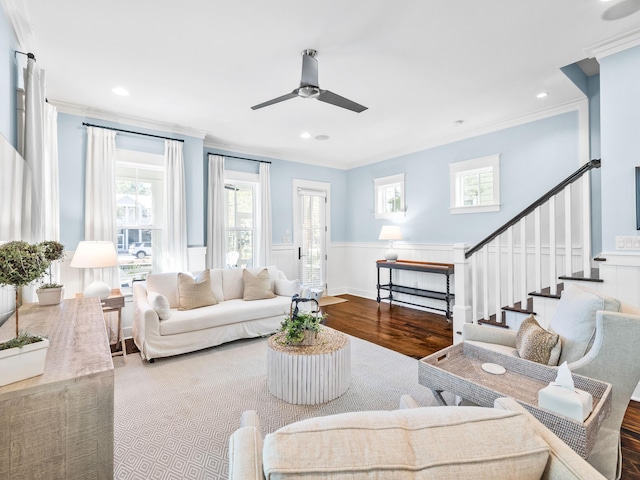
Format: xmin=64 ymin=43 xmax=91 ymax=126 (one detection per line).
xmin=84 ymin=281 xmax=111 ymax=299
xmin=384 ymin=249 xmax=398 ymax=263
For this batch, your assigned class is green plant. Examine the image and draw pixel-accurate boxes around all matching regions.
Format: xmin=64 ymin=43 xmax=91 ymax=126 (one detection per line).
xmin=0 ymin=241 xmax=51 ymax=340
xmin=279 ymin=311 xmax=326 ymax=345
xmin=38 ymin=240 xmax=65 ymax=289
xmin=0 ymin=331 xmax=45 ymax=351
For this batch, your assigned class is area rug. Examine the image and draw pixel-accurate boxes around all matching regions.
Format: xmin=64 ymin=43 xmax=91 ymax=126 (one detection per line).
xmin=318 ymin=295 xmax=348 ymax=307
xmin=113 ymin=334 xmax=444 ymax=480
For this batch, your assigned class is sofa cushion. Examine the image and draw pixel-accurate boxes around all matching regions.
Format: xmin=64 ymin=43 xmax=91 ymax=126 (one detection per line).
xmin=243 ymin=268 xmax=276 ymax=301
xmin=263 ymin=406 xmax=549 ymax=479
xmin=516 ymin=315 xmax=561 ymax=365
xmin=146 ymin=272 xmax=180 ymax=308
xmin=148 ymin=291 xmax=171 ymax=320
xmin=550 ymin=284 xmax=621 ymax=364
xmin=178 ymin=270 xmax=218 ymax=310
xmin=274 ymin=278 xmax=301 ymax=297
xmin=159 ymin=297 xmax=290 ymax=336
xmin=222 ymin=266 xmax=279 ymax=300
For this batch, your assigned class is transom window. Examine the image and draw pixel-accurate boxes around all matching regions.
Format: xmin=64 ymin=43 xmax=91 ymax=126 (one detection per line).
xmin=450 ymin=155 xmax=500 ymax=214
xmin=374 ymin=173 xmax=405 ymax=219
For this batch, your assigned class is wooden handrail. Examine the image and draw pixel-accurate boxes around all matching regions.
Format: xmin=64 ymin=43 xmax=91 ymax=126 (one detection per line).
xmin=465 ymin=159 xmax=601 ymax=258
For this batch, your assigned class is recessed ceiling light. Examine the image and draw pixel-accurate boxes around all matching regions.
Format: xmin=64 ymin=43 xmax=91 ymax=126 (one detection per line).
xmin=112 ymin=87 xmax=130 ymax=96
xmin=454 ymin=120 xmax=465 ymax=126
xmin=536 ymin=91 xmax=549 ymax=99
xmin=315 ymin=134 xmax=330 ymax=141
xmin=300 ymin=132 xmax=311 ymax=139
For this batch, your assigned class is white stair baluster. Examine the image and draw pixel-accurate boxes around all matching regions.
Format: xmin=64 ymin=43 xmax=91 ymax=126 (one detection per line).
xmin=482 ymin=245 xmax=489 ymax=320
xmin=471 ymin=254 xmax=478 ymax=324
xmin=549 ymin=195 xmax=557 ymax=296
xmin=535 ymin=206 xmax=542 ymax=293
xmin=494 ymin=235 xmax=501 ymax=325
xmin=582 ymin=175 xmax=592 ymax=278
xmin=507 ymin=226 xmax=514 ymax=308
xmin=565 ymin=183 xmax=572 ymax=277
xmin=520 ymin=219 xmax=527 ymax=306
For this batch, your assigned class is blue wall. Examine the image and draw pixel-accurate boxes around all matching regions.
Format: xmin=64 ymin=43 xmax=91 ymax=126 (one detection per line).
xmin=347 ymin=112 xmax=580 ymax=245
xmin=0 ymin=6 xmax=17 ymax=146
xmin=204 ymin=147 xmax=349 ymax=244
xmin=57 ymin=113 xmax=205 ymax=249
xmin=600 ymin=45 xmax=640 ymax=251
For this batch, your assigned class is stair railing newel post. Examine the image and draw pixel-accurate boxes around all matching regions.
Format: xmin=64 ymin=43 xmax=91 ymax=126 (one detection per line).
xmin=452 ymin=243 xmax=472 ymax=344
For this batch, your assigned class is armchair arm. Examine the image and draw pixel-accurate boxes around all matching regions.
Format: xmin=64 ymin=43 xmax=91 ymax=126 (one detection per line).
xmin=494 ymin=398 xmax=606 ymax=479
xmin=229 ymin=411 xmax=264 ymax=480
xmin=462 ymin=323 xmax=517 ymax=347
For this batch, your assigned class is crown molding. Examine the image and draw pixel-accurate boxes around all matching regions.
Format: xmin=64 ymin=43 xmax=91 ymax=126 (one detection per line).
xmin=49 ymin=99 xmax=208 ymax=140
xmin=345 ymin=99 xmax=587 ymax=169
xmin=584 ymin=27 xmax=640 ymax=60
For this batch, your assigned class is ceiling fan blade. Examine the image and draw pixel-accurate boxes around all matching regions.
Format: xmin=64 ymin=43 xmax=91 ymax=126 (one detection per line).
xmin=300 ymin=51 xmax=319 ymax=87
xmin=251 ymin=91 xmax=298 ymax=110
xmin=317 ymin=90 xmax=368 ymax=113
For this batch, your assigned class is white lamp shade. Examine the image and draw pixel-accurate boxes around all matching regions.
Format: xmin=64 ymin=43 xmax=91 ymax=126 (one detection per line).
xmin=70 ymin=241 xmax=118 ymax=268
xmin=379 ymin=225 xmax=402 ymax=241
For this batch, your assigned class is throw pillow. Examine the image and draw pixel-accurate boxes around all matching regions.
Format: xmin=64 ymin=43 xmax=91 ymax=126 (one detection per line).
xmin=274 ymin=278 xmax=301 ymax=297
xmin=516 ymin=315 xmax=561 ymax=365
xmin=243 ymin=268 xmax=276 ymax=301
xmin=549 ymin=284 xmax=621 ymax=364
xmin=148 ymin=291 xmax=171 ymax=320
xmin=177 ymin=270 xmax=218 ymax=310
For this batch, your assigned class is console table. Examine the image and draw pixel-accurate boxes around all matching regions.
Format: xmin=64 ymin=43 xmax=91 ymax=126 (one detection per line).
xmin=0 ymin=298 xmax=114 ymax=479
xmin=376 ymin=260 xmax=454 ymax=320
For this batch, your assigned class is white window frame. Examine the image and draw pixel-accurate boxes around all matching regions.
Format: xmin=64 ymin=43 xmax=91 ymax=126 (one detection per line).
xmin=374 ymin=173 xmax=406 ymax=219
xmin=224 ymin=171 xmax=258 ymax=267
xmin=450 ymin=154 xmax=501 ymax=214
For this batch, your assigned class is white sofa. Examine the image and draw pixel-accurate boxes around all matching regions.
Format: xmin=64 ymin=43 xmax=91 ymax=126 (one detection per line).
xmin=228 ymin=396 xmax=605 ymax=479
xmin=133 ymin=266 xmax=294 ymax=362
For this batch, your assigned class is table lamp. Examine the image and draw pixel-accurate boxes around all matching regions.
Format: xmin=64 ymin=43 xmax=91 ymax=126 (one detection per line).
xmin=379 ymin=225 xmax=402 ymax=262
xmin=70 ymin=241 xmax=118 ymax=299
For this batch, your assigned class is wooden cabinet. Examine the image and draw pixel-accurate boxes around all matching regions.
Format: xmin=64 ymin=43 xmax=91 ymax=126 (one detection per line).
xmin=0 ymin=298 xmax=114 ymax=479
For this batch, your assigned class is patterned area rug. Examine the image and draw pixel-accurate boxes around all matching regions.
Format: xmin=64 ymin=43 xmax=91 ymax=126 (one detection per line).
xmin=113 ymin=334 xmax=444 ymax=479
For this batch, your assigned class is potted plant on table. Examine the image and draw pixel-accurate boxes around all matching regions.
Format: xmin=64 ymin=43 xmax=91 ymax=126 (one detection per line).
xmin=279 ymin=295 xmax=326 ymax=346
xmin=0 ymin=241 xmax=52 ymax=386
xmin=36 ymin=240 xmax=66 ymax=305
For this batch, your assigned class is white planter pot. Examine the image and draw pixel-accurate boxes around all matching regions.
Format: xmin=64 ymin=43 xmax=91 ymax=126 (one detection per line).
xmin=36 ymin=286 xmax=65 ymax=305
xmin=0 ymin=338 xmax=50 ymax=386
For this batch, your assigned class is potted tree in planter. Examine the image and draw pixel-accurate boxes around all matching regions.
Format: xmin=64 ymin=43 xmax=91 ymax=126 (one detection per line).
xmin=36 ymin=240 xmax=66 ymax=305
xmin=0 ymin=241 xmax=52 ymax=386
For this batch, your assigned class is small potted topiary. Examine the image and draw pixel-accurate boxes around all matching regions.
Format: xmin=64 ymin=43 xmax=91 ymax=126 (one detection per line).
xmin=0 ymin=241 xmax=52 ymax=386
xmin=36 ymin=240 xmax=66 ymax=305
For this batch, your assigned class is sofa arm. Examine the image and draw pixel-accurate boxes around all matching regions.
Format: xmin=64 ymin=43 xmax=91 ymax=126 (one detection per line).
xmin=399 ymin=394 xmax=420 ymax=409
xmin=229 ymin=411 xmax=264 ymax=480
xmin=132 ymin=282 xmax=160 ymax=361
xmin=462 ymin=323 xmax=517 ymax=347
xmin=494 ymin=398 xmax=606 ymax=479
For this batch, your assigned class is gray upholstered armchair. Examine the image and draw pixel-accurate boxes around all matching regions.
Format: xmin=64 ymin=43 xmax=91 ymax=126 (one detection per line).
xmin=463 ymin=284 xmax=640 ymax=480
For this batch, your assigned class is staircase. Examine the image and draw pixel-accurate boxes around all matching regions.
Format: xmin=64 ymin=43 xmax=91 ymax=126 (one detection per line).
xmin=452 ymin=159 xmax=602 ymax=341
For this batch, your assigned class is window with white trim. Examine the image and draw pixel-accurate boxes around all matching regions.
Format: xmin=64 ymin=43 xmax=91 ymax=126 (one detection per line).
xmin=374 ymin=173 xmax=405 ymax=219
xmin=225 ymin=171 xmax=257 ymax=268
xmin=450 ymin=155 xmax=500 ymax=214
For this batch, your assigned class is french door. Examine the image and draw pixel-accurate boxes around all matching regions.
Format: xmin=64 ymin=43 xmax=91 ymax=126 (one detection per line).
xmin=293 ymin=180 xmax=329 ymax=291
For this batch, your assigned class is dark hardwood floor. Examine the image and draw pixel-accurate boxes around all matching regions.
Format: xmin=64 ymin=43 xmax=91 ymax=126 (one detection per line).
xmin=321 ymin=294 xmax=640 ymax=480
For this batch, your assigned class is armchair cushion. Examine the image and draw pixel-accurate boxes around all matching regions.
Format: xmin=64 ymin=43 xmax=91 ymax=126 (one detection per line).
xmin=516 ymin=315 xmax=561 ymax=365
xmin=262 ymin=406 xmax=549 ymax=479
xmin=550 ymin=285 xmax=620 ymax=364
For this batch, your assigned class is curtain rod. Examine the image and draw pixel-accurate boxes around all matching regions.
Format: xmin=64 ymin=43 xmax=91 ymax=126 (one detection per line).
xmin=208 ymin=152 xmax=271 ymax=164
xmin=82 ymin=122 xmax=185 ymax=143
xmin=15 ymin=51 xmax=35 ymax=61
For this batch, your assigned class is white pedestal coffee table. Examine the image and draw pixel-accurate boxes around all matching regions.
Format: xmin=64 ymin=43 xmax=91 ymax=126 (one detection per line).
xmin=267 ymin=326 xmax=351 ymax=405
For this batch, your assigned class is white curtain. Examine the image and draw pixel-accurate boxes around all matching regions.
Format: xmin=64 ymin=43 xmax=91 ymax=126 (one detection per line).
xmin=84 ymin=127 xmax=119 ymax=289
xmin=206 ymin=154 xmax=226 ymax=269
xmin=257 ymin=162 xmax=272 ymax=266
xmin=22 ymin=56 xmax=46 ymax=242
xmin=163 ymin=140 xmax=188 ymax=272
xmin=43 ymin=103 xmax=60 ymax=242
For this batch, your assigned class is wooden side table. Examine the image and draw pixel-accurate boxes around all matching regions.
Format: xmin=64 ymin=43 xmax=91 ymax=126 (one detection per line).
xmin=77 ymin=289 xmax=126 ymax=358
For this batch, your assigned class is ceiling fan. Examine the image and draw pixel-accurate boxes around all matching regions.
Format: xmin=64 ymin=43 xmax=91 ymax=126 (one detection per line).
xmin=251 ymin=49 xmax=367 ymax=113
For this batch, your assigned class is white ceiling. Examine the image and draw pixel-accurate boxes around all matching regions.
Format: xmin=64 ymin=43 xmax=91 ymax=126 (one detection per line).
xmin=7 ymin=0 xmax=640 ymax=168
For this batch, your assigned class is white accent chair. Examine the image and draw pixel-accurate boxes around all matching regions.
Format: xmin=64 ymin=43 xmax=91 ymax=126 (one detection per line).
xmin=228 ymin=395 xmax=605 ymax=479
xmin=463 ymin=284 xmax=640 ymax=480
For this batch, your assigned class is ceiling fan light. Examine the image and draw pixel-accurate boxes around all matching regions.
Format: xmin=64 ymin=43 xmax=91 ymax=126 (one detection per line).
xmin=298 ymin=86 xmax=320 ymax=99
